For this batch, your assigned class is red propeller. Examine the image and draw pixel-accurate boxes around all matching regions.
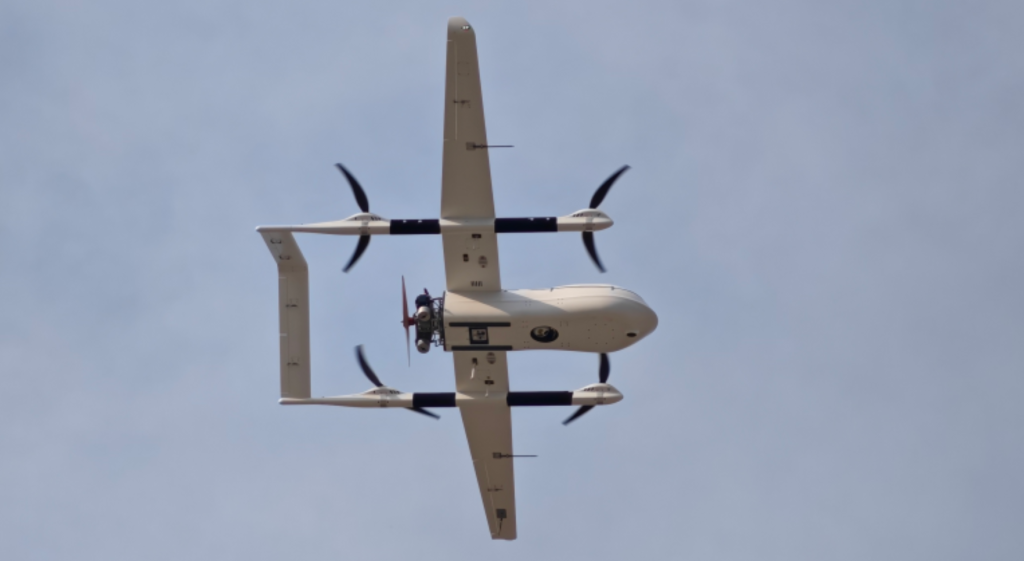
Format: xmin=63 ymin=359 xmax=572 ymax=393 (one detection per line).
xmin=401 ymin=276 xmax=416 ymax=365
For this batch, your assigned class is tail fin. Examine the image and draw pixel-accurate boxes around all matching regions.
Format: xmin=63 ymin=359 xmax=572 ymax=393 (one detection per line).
xmin=259 ymin=230 xmax=311 ymax=399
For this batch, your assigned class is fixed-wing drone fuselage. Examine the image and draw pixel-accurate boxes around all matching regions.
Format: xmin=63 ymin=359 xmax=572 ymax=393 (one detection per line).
xmin=257 ymin=17 xmax=657 ymax=541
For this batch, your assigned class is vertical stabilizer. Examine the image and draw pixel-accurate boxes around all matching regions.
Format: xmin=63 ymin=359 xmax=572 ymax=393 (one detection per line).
xmin=259 ymin=230 xmax=311 ymax=399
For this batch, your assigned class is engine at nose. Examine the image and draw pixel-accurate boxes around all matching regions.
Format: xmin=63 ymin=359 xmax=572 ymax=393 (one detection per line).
xmin=413 ymin=292 xmax=445 ymax=354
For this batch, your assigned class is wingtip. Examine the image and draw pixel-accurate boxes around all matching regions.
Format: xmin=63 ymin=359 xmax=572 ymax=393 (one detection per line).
xmin=448 ymin=16 xmax=474 ymax=34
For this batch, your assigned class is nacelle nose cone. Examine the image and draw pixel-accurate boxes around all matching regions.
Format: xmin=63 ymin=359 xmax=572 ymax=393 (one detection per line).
xmin=559 ymin=209 xmax=614 ymax=232
xmin=345 ymin=212 xmax=386 ymax=222
xmin=361 ymin=386 xmax=401 ymax=396
xmin=572 ymin=383 xmax=623 ymax=405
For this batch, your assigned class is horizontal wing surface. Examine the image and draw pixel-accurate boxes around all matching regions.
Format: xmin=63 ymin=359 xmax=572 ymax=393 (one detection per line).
xmin=441 ymin=17 xmax=501 ymax=292
xmin=454 ymin=350 xmax=516 ymax=540
xmin=441 ymin=17 xmax=494 ymax=219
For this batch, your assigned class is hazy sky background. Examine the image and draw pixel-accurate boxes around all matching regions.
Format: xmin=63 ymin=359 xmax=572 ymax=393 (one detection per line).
xmin=2 ymin=1 xmax=1022 ymax=559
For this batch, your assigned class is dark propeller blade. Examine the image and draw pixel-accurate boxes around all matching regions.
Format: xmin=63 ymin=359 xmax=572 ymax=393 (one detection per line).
xmin=343 ymin=235 xmax=371 ymax=273
xmin=582 ymin=166 xmax=628 ymax=273
xmin=355 ymin=345 xmax=440 ymax=419
xmin=355 ymin=345 xmax=383 ymax=388
xmin=410 ymin=407 xmax=440 ymax=420
xmin=582 ymin=231 xmax=605 ymax=273
xmin=402 ymin=276 xmax=414 ymax=366
xmin=589 ymin=165 xmax=630 ymax=209
xmin=563 ymin=405 xmax=594 ymax=425
xmin=334 ymin=164 xmax=371 ymax=273
xmin=335 ymin=163 xmax=369 ymax=213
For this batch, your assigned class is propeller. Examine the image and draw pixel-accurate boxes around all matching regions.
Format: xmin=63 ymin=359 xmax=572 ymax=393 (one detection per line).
xmin=563 ymin=353 xmax=610 ymax=425
xmin=401 ymin=276 xmax=417 ymax=366
xmin=336 ymin=163 xmax=372 ymax=273
xmin=583 ymin=165 xmax=630 ymax=273
xmin=355 ymin=345 xmax=439 ymax=419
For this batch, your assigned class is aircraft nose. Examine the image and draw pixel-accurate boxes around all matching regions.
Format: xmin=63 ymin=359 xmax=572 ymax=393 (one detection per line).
xmin=626 ymin=303 xmax=658 ymax=342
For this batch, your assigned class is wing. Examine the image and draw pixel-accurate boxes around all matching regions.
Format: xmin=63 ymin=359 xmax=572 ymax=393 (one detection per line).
xmin=441 ymin=230 xmax=501 ymax=292
xmin=454 ymin=350 xmax=517 ymax=540
xmin=442 ymin=17 xmax=494 ymax=219
xmin=260 ymin=231 xmax=311 ymax=399
xmin=441 ymin=17 xmax=502 ymax=292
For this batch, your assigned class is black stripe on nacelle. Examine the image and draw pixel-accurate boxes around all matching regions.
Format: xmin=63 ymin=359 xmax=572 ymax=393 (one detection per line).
xmin=450 ymin=345 xmax=514 ymax=351
xmin=448 ymin=322 xmax=512 ymax=328
xmin=389 ymin=219 xmax=441 ymax=235
xmin=507 ymin=391 xmax=574 ymax=406
xmin=494 ymin=217 xmax=558 ymax=233
xmin=412 ymin=393 xmax=457 ymax=408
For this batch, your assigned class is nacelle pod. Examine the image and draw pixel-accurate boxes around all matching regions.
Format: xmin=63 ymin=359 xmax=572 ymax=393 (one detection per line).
xmin=279 ymin=386 xmax=413 ymax=408
xmin=569 ymin=383 xmax=623 ymax=406
xmin=280 ymin=384 xmax=624 ymax=409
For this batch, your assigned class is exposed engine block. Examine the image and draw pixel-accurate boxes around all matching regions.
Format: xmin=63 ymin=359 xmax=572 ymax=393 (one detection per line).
xmin=413 ymin=292 xmax=445 ymax=353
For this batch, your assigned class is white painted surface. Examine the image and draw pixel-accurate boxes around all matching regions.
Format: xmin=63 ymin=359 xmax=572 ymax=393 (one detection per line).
xmin=443 ymin=285 xmax=659 ymax=352
xmin=259 ymin=231 xmax=311 ymax=399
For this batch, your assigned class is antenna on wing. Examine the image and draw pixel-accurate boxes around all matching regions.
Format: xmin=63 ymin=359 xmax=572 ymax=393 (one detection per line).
xmin=466 ymin=143 xmax=514 ymax=150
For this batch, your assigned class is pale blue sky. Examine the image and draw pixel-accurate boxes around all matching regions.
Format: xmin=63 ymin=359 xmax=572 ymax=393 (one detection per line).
xmin=2 ymin=1 xmax=1023 ymax=559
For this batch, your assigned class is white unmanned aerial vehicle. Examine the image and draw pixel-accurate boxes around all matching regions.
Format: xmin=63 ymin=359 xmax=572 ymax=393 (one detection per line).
xmin=257 ymin=17 xmax=658 ymax=540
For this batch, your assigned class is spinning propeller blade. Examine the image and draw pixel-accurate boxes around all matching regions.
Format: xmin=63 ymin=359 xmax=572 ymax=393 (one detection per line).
xmin=343 ymin=235 xmax=370 ymax=273
xmin=335 ymin=163 xmax=372 ymax=273
xmin=590 ymin=165 xmax=630 ymax=209
xmin=410 ymin=407 xmax=441 ymax=419
xmin=563 ymin=353 xmax=610 ymax=425
xmin=401 ymin=276 xmax=414 ymax=366
xmin=355 ymin=345 xmax=384 ymax=388
xmin=354 ymin=345 xmax=439 ymax=419
xmin=335 ymin=163 xmax=369 ymax=213
xmin=582 ymin=165 xmax=629 ymax=273
xmin=583 ymin=231 xmax=604 ymax=273
xmin=562 ymin=405 xmax=594 ymax=425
